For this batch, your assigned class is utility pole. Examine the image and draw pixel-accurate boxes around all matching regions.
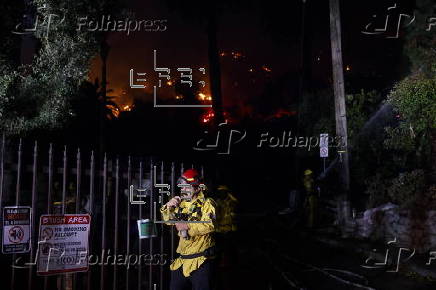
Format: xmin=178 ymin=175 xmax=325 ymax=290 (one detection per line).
xmin=329 ymin=0 xmax=350 ymax=194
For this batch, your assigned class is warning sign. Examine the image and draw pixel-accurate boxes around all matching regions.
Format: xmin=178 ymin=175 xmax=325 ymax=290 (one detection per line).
xmin=37 ymin=214 xmax=91 ymax=276
xmin=320 ymin=133 xmax=329 ymax=158
xmin=2 ymin=206 xmax=31 ymax=254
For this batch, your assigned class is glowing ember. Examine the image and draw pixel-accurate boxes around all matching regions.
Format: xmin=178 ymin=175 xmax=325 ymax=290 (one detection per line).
xmin=265 ymin=109 xmax=296 ymax=121
xmin=201 ymin=109 xmax=215 ymax=123
xmin=106 ymin=104 xmax=120 ymax=119
xmin=346 ymin=65 xmax=351 ymax=71
xmin=167 ymin=80 xmax=173 ymax=86
xmin=122 ymin=105 xmax=132 ymax=111
xmin=198 ymin=93 xmax=212 ymax=102
xmin=231 ymin=51 xmax=243 ymax=59
xmin=219 ymin=50 xmax=244 ymax=59
xmin=262 ymin=65 xmax=272 ymax=73
xmin=200 ymin=109 xmax=230 ymax=124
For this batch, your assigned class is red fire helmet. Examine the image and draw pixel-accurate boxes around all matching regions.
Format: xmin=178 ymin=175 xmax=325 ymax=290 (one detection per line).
xmin=180 ymin=169 xmax=201 ymax=186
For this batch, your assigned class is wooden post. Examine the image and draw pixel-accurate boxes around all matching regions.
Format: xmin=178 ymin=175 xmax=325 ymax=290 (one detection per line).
xmin=329 ymin=0 xmax=350 ymax=194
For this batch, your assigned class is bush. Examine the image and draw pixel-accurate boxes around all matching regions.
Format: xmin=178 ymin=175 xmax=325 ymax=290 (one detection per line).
xmin=387 ymin=169 xmax=427 ymax=208
xmin=365 ymin=169 xmax=435 ymax=209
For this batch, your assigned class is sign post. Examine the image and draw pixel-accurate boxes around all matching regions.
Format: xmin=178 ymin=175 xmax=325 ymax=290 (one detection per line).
xmin=2 ymin=206 xmax=32 ymax=254
xmin=320 ymin=133 xmax=329 ymax=174
xmin=37 ymin=214 xmax=91 ymax=276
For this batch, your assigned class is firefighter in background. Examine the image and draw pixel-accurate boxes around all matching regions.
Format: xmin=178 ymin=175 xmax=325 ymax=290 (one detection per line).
xmin=214 ymin=184 xmax=238 ymax=290
xmin=215 ymin=185 xmax=238 ymax=234
xmin=161 ymin=169 xmax=217 ymax=290
xmin=303 ymin=169 xmax=318 ymax=228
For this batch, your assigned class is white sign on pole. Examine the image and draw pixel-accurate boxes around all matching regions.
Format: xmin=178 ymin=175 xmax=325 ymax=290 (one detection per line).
xmin=2 ymin=206 xmax=32 ymax=254
xmin=320 ymin=133 xmax=329 ymax=158
xmin=37 ymin=214 xmax=91 ymax=276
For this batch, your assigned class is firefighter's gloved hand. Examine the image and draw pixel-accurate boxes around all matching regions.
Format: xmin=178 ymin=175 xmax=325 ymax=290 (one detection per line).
xmin=175 ymin=222 xmax=189 ymax=231
xmin=166 ymin=196 xmax=181 ymax=208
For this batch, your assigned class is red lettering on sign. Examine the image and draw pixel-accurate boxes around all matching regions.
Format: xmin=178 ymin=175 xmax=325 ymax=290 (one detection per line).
xmin=41 ymin=215 xmax=90 ymax=225
xmin=66 ymin=216 xmax=89 ymax=224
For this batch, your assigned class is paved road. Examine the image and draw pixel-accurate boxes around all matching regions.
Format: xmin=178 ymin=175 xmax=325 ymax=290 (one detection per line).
xmin=228 ymin=213 xmax=436 ymax=290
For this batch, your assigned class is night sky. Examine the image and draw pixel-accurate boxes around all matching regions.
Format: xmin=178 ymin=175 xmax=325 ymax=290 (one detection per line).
xmin=90 ymin=0 xmax=413 ymax=113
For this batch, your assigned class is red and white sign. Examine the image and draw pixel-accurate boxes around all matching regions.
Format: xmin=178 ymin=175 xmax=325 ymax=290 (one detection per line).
xmin=2 ymin=207 xmax=32 ymax=254
xmin=37 ymin=214 xmax=91 ymax=276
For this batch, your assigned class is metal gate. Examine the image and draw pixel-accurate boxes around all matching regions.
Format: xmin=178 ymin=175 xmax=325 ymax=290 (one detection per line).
xmin=0 ymin=135 xmax=204 ymax=290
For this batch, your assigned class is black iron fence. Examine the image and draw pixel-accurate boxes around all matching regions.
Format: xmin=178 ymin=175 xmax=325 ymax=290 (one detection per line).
xmin=0 ymin=135 xmax=204 ymax=290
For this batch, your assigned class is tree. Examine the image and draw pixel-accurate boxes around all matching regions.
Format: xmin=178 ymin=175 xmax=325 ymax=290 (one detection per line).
xmin=385 ymin=75 xmax=436 ymax=176
xmin=0 ymin=0 xmax=123 ymax=136
xmin=385 ymin=0 xmax=436 ymax=181
xmin=0 ymin=1 xmax=94 ymax=135
xmin=366 ymin=0 xmax=436 ymax=209
xmin=403 ymin=0 xmax=436 ymax=77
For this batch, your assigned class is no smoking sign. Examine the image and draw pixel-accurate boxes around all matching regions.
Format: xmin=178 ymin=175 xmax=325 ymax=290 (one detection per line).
xmin=2 ymin=207 xmax=32 ymax=254
xmin=8 ymin=226 xmax=25 ymax=243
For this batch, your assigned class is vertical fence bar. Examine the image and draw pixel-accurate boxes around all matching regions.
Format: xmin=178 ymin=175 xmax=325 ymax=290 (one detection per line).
xmin=73 ymin=148 xmax=81 ymax=290
xmin=113 ymin=157 xmax=120 ymax=290
xmin=0 ymin=134 xmax=5 ymax=224
xmin=62 ymin=146 xmax=69 ymax=289
xmin=89 ymin=151 xmax=95 ymax=217
xmin=149 ymin=159 xmax=153 ymax=290
xmin=16 ymin=139 xmax=22 ymax=205
xmin=47 ymin=144 xmax=54 ymax=214
xmin=100 ymin=154 xmax=108 ymax=290
xmin=138 ymin=160 xmax=143 ymax=290
xmin=62 ymin=146 xmax=73 ymax=290
xmin=75 ymin=149 xmax=81 ymax=213
xmin=11 ymin=139 xmax=22 ymax=290
xmin=86 ymin=151 xmax=95 ymax=290
xmin=201 ymin=166 xmax=204 ymax=179
xmin=170 ymin=162 xmax=175 ymax=262
xmin=28 ymin=141 xmax=38 ymax=290
xmin=62 ymin=146 xmax=67 ymax=215
xmin=160 ymin=161 xmax=164 ymax=290
xmin=126 ymin=156 xmax=132 ymax=290
xmin=0 ymin=135 xmax=4 ymax=287
xmin=44 ymin=144 xmax=54 ymax=290
xmin=0 ymin=134 xmax=5 ymax=282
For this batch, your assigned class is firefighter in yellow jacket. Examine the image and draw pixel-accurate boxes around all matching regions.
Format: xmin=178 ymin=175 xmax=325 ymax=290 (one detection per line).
xmin=303 ymin=169 xmax=318 ymax=228
xmin=161 ymin=169 xmax=216 ymax=290
xmin=215 ymin=185 xmax=238 ymax=234
xmin=214 ymin=184 xmax=238 ymax=290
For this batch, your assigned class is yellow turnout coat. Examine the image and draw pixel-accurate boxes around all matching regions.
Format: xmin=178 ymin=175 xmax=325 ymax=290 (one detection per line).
xmin=160 ymin=192 xmax=216 ymax=277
